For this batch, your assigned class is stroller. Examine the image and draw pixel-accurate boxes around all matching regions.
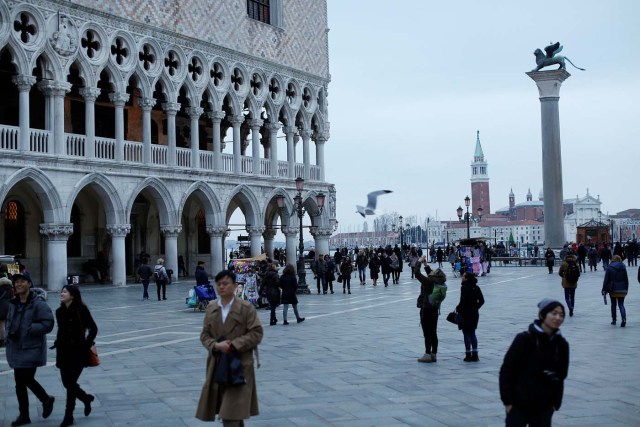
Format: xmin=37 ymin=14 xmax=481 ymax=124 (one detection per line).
xmin=186 ymin=283 xmax=217 ymax=311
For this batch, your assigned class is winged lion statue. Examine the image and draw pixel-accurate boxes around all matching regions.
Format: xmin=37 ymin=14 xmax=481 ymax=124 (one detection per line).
xmin=532 ymin=42 xmax=585 ymax=72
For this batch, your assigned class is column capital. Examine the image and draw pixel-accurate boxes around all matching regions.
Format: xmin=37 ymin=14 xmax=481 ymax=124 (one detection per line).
xmin=79 ymin=87 xmax=101 ymax=102
xmin=313 ymin=132 xmax=330 ymax=143
xmin=186 ymin=106 xmax=204 ymax=119
xmin=262 ymin=228 xmax=277 ymax=240
xmin=283 ymin=125 xmax=297 ymax=136
xmin=37 ymin=80 xmax=72 ymax=96
xmin=39 ymin=223 xmax=73 ymax=240
xmin=264 ymin=122 xmax=282 ymax=132
xmin=12 ymin=74 xmax=37 ymax=91
xmin=162 ymin=102 xmax=181 ymax=114
xmin=106 ymin=224 xmax=131 ymax=237
xmin=206 ymin=225 xmax=228 ymax=237
xmin=109 ymin=92 xmax=130 ymax=106
xmin=300 ymin=129 xmax=313 ymax=139
xmin=247 ymin=226 xmax=266 ymax=237
xmin=281 ymin=226 xmax=298 ymax=237
xmin=207 ymin=111 xmax=226 ymax=122
xmin=160 ymin=225 xmax=182 ymax=237
xmin=138 ymin=97 xmax=156 ymax=111
xmin=249 ymin=119 xmax=263 ymax=130
xmin=228 ymin=115 xmax=245 ymax=126
xmin=526 ymin=70 xmax=571 ymax=98
xmin=310 ymin=226 xmax=333 ymax=238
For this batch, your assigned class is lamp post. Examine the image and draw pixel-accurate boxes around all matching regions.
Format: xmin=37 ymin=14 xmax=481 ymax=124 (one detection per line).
xmin=276 ymin=177 xmax=325 ymax=294
xmin=457 ymin=196 xmax=483 ymax=239
xmin=405 ymin=222 xmax=411 ymax=245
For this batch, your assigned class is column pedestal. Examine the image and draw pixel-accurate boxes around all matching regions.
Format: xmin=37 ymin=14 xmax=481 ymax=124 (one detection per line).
xmin=107 ymin=224 xmax=131 ymax=287
xmin=39 ymin=223 xmax=73 ymax=291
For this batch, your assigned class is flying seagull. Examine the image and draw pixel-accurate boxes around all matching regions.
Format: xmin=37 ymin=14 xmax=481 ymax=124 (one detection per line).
xmin=356 ymin=190 xmax=392 ymax=217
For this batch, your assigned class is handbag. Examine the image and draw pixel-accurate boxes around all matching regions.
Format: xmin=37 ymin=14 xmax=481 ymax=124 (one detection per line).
xmin=446 ymin=311 xmax=459 ymax=325
xmin=337 ymin=274 xmax=343 ymax=283
xmin=88 ymin=345 xmax=100 ymax=367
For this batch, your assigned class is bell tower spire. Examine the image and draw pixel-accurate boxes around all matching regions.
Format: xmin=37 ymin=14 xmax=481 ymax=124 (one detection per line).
xmin=470 ymin=130 xmax=490 ymax=214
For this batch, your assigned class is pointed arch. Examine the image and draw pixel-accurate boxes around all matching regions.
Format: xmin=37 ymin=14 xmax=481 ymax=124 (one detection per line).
xmin=177 ymin=181 xmax=222 ymax=226
xmin=127 ymin=68 xmax=152 ymax=99
xmin=224 ymin=184 xmax=261 ymax=226
xmin=31 ymin=48 xmax=62 ymax=81
xmin=66 ymin=173 xmax=125 ymax=224
xmin=125 ymin=177 xmax=176 ymax=225
xmin=2 ymin=40 xmax=28 ymax=75
xmin=263 ymin=187 xmax=294 ymax=227
xmin=0 ymin=167 xmax=63 ymax=223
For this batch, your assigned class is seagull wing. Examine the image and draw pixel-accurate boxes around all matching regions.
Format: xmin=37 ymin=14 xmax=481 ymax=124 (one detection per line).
xmin=355 ymin=205 xmax=366 ymax=217
xmin=366 ymin=190 xmax=392 ymax=210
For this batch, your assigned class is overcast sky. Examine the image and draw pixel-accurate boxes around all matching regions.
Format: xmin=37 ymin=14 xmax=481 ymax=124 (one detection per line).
xmin=323 ymin=0 xmax=640 ymax=233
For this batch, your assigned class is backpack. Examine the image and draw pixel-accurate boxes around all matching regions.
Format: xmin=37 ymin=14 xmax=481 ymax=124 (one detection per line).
xmin=564 ymin=262 xmax=580 ymax=283
xmin=428 ymin=283 xmax=447 ymax=310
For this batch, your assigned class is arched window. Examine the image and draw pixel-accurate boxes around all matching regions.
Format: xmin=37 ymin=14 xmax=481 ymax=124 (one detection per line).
xmin=4 ymin=200 xmax=26 ymax=256
xmin=68 ymin=204 xmax=81 ymax=257
xmin=197 ymin=210 xmax=210 ymax=254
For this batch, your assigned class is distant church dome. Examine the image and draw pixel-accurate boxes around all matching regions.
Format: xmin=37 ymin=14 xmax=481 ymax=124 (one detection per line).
xmin=538 ymin=188 xmax=544 ymax=201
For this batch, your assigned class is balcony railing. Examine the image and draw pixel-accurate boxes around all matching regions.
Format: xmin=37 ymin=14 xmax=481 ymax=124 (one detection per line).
xmin=0 ymin=125 xmax=324 ymax=181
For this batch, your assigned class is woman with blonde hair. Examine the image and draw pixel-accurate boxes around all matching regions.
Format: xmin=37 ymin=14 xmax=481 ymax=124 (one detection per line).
xmin=153 ymin=258 xmax=169 ymax=301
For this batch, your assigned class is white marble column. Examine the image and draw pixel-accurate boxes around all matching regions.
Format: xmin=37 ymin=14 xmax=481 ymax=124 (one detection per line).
xmin=109 ymin=93 xmax=129 ymax=162
xmin=301 ymin=129 xmax=311 ymax=180
xmin=39 ymin=223 xmax=73 ymax=291
xmin=208 ymin=111 xmax=225 ymax=171
xmin=12 ymin=75 xmax=36 ymax=153
xmin=284 ymin=125 xmax=297 ymax=178
xmin=311 ymin=226 xmax=332 ymax=257
xmin=187 ymin=106 xmax=204 ymax=169
xmin=527 ymin=70 xmax=570 ymax=248
xmin=138 ymin=97 xmax=156 ymax=165
xmin=265 ymin=122 xmax=281 ymax=177
xmin=106 ymin=224 xmax=130 ymax=287
xmin=314 ymin=133 xmax=328 ymax=182
xmin=36 ymin=81 xmax=55 ymax=143
xmin=79 ymin=87 xmax=101 ymax=158
xmin=247 ymin=226 xmax=265 ymax=257
xmin=49 ymin=81 xmax=72 ymax=155
xmin=163 ymin=102 xmax=180 ymax=166
xmin=161 ymin=225 xmax=181 ymax=278
xmin=229 ymin=115 xmax=244 ymax=173
xmin=282 ymin=226 xmax=299 ymax=270
xmin=263 ymin=228 xmax=277 ymax=260
xmin=250 ymin=119 xmax=263 ymax=175
xmin=206 ymin=225 xmax=227 ymax=275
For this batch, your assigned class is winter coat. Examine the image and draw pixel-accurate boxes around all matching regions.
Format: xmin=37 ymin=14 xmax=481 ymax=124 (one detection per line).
xmin=54 ymin=302 xmax=98 ymax=369
xmin=279 ymin=274 xmax=298 ymax=305
xmin=263 ymin=269 xmax=280 ymax=306
xmin=311 ymin=258 xmax=327 ymax=276
xmin=602 ymin=261 xmax=629 ymax=297
xmin=499 ymin=320 xmax=569 ymax=413
xmin=340 ymin=260 xmax=353 ymax=277
xmin=414 ymin=264 xmax=447 ymax=316
xmin=195 ymin=297 xmax=263 ymax=421
xmin=5 ymin=290 xmax=54 ymax=369
xmin=455 ymin=281 xmax=484 ymax=331
xmin=380 ymin=256 xmax=391 ymax=274
xmin=389 ymin=254 xmax=399 ymax=270
xmin=587 ymin=248 xmax=599 ymax=267
xmin=368 ymin=257 xmax=379 ymax=273
xmin=195 ymin=265 xmax=209 ymax=285
xmin=355 ymin=254 xmax=368 ymax=268
xmin=325 ymin=259 xmax=336 ymax=282
xmin=558 ymin=255 xmax=579 ymax=289
xmin=137 ymin=264 xmax=153 ymax=281
xmin=154 ymin=264 xmax=169 ymax=284
xmin=545 ymin=250 xmax=556 ymax=267
xmin=0 ymin=279 xmax=12 ymax=319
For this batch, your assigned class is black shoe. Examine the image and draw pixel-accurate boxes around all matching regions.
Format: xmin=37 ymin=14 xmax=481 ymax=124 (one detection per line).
xmin=60 ymin=414 xmax=74 ymax=427
xmin=297 ymin=317 xmax=305 ymax=324
xmin=84 ymin=394 xmax=94 ymax=416
xmin=283 ymin=321 xmax=289 ymax=325
xmin=163 ymin=297 xmax=167 ymax=300
xmin=330 ymin=291 xmax=334 ymax=294
xmin=611 ymin=320 xmax=616 ymax=325
xmin=323 ymin=292 xmax=327 ymax=294
xmin=11 ymin=415 xmax=31 ymax=426
xmin=569 ymin=309 xmax=573 ymax=317
xmin=42 ymin=396 xmax=55 ymax=419
xmin=621 ymin=319 xmax=626 ymax=327
xmin=463 ymin=352 xmax=472 ymax=362
xmin=470 ymin=352 xmax=479 ymax=362
xmin=343 ymin=289 xmax=346 ymax=294
xmin=348 ymin=291 xmax=351 ymax=294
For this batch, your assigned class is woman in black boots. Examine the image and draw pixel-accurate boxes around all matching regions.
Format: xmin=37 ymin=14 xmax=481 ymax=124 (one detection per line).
xmin=340 ymin=256 xmax=353 ymax=294
xmin=455 ymin=272 xmax=485 ymax=361
xmin=279 ymin=264 xmax=305 ymax=325
xmin=264 ymin=263 xmax=281 ymax=325
xmin=54 ymin=285 xmax=97 ymax=427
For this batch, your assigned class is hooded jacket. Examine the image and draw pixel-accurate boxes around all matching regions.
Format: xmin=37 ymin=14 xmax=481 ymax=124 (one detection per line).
xmin=602 ymin=261 xmax=629 ymax=295
xmin=414 ymin=263 xmax=447 ymax=313
xmin=499 ymin=320 xmax=569 ymax=413
xmin=558 ymin=254 xmax=580 ymax=288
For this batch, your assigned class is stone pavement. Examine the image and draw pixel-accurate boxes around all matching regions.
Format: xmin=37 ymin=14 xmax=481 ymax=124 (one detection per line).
xmin=1 ymin=264 xmax=639 ymax=426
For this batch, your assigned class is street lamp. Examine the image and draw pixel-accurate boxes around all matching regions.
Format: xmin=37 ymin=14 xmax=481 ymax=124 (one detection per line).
xmin=457 ymin=195 xmax=483 ymax=239
xmin=426 ymin=217 xmax=430 ymax=247
xmin=276 ymin=177 xmax=325 ymax=294
xmin=405 ymin=223 xmax=411 ymax=245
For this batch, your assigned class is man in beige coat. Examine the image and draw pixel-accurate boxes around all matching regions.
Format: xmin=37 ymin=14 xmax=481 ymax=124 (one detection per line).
xmin=196 ymin=270 xmax=263 ymax=426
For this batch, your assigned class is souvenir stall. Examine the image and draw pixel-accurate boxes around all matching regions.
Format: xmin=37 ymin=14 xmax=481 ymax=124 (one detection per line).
xmin=231 ymin=254 xmax=267 ymax=307
xmin=456 ymin=238 xmax=489 ymax=276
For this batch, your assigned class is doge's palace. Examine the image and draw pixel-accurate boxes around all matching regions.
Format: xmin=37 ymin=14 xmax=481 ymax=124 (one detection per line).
xmin=0 ymin=0 xmax=334 ymax=290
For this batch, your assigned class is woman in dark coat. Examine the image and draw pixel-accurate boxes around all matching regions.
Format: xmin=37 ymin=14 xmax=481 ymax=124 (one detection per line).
xmin=455 ymin=272 xmax=485 ymax=362
xmin=602 ymin=255 xmax=629 ymax=327
xmin=544 ymin=248 xmax=556 ymax=274
xmin=279 ymin=264 xmax=305 ymax=325
xmin=368 ymin=253 xmax=380 ymax=286
xmin=380 ymin=253 xmax=391 ymax=286
xmin=340 ymin=256 xmax=353 ymax=294
xmin=55 ymin=284 xmax=98 ymax=427
xmin=264 ymin=263 xmax=281 ymax=325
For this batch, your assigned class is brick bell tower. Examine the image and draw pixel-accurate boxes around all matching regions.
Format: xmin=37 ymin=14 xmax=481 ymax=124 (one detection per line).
xmin=470 ymin=130 xmax=490 ymax=214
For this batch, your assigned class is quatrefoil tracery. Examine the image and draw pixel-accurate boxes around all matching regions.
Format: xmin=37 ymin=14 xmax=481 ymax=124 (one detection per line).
xmin=13 ymin=13 xmax=37 ymax=44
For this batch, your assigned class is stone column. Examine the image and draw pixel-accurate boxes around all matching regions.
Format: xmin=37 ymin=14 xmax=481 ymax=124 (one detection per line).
xmin=163 ymin=102 xmax=180 ymax=166
xmin=109 ymin=93 xmax=130 ymax=162
xmin=38 ymin=81 xmax=71 ymax=155
xmin=265 ymin=122 xmax=281 ymax=177
xmin=138 ymin=97 xmax=156 ymax=164
xmin=160 ymin=225 xmax=181 ymax=277
xmin=262 ymin=228 xmax=277 ymax=260
xmin=79 ymin=87 xmax=101 ymax=158
xmin=284 ymin=125 xmax=297 ymax=178
xmin=229 ymin=115 xmax=244 ymax=173
xmin=250 ymin=119 xmax=263 ymax=175
xmin=314 ymin=133 xmax=328 ymax=181
xmin=206 ymin=225 xmax=227 ymax=275
xmin=311 ymin=226 xmax=332 ymax=257
xmin=247 ymin=226 xmax=265 ymax=257
xmin=39 ymin=223 xmax=73 ymax=291
xmin=282 ymin=226 xmax=299 ymax=269
xmin=527 ymin=70 xmax=571 ymax=248
xmin=106 ymin=224 xmax=130 ymax=287
xmin=12 ymin=75 xmax=36 ymax=153
xmin=187 ymin=106 xmax=204 ymax=169
xmin=301 ymin=129 xmax=311 ymax=180
xmin=209 ymin=111 xmax=225 ymax=170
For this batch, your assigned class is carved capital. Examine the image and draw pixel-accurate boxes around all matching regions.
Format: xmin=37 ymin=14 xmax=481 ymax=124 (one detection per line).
xmin=162 ymin=102 xmax=181 ymax=114
xmin=138 ymin=97 xmax=156 ymax=111
xmin=37 ymin=80 xmax=71 ymax=97
xmin=228 ymin=115 xmax=245 ymax=126
xmin=300 ymin=129 xmax=313 ymax=139
xmin=262 ymin=228 xmax=277 ymax=240
xmin=249 ymin=119 xmax=263 ymax=130
xmin=246 ymin=226 xmax=266 ymax=237
xmin=109 ymin=93 xmax=130 ymax=106
xmin=206 ymin=225 xmax=228 ymax=237
xmin=12 ymin=75 xmax=37 ymax=91
xmin=186 ymin=106 xmax=204 ymax=119
xmin=39 ymin=223 xmax=74 ymax=241
xmin=79 ymin=87 xmax=101 ymax=102
xmin=281 ymin=226 xmax=298 ymax=237
xmin=313 ymin=132 xmax=329 ymax=143
xmin=283 ymin=125 xmax=297 ymax=136
xmin=311 ymin=227 xmax=333 ymax=238
xmin=160 ymin=225 xmax=182 ymax=237
xmin=106 ymin=224 xmax=131 ymax=237
xmin=207 ymin=111 xmax=226 ymax=122
xmin=264 ymin=122 xmax=282 ymax=133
